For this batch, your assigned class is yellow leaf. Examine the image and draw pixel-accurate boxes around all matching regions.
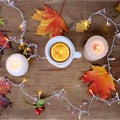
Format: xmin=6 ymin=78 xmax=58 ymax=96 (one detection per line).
xmin=76 ymin=19 xmax=91 ymax=33
xmin=31 ymin=9 xmax=46 ymax=21
xmin=115 ymin=3 xmax=120 ymax=12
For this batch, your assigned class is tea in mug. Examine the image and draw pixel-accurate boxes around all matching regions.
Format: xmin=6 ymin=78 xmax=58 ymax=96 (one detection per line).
xmin=50 ymin=42 xmax=70 ymax=62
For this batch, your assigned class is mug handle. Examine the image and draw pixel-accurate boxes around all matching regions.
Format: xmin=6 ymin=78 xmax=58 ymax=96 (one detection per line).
xmin=73 ymin=51 xmax=82 ymax=59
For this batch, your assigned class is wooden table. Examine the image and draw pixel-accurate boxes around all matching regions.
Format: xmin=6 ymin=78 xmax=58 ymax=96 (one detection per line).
xmin=0 ymin=0 xmax=120 ymax=120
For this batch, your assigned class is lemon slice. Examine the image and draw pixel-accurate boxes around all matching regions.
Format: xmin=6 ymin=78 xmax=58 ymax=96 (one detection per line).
xmin=50 ymin=42 xmax=70 ymax=62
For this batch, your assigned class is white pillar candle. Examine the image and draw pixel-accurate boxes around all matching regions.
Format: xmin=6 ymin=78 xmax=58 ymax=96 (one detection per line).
xmin=6 ymin=53 xmax=29 ymax=76
xmin=83 ymin=35 xmax=108 ymax=61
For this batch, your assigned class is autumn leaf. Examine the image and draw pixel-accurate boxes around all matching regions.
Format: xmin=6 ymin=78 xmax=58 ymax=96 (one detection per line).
xmin=115 ymin=3 xmax=120 ymax=12
xmin=0 ymin=78 xmax=11 ymax=95
xmin=0 ymin=31 xmax=10 ymax=48
xmin=0 ymin=18 xmax=5 ymax=26
xmin=76 ymin=19 xmax=91 ymax=33
xmin=81 ymin=65 xmax=116 ymax=99
xmin=0 ymin=95 xmax=11 ymax=109
xmin=0 ymin=78 xmax=12 ymax=110
xmin=32 ymin=4 xmax=68 ymax=38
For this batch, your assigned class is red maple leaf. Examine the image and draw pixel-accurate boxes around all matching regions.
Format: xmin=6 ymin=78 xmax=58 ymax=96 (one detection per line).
xmin=32 ymin=4 xmax=68 ymax=38
xmin=81 ymin=65 xmax=116 ymax=99
xmin=0 ymin=78 xmax=11 ymax=110
xmin=0 ymin=78 xmax=11 ymax=95
xmin=0 ymin=95 xmax=10 ymax=109
xmin=0 ymin=31 xmax=10 ymax=48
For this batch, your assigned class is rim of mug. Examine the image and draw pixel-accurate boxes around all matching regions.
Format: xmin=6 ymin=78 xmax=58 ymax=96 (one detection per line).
xmin=45 ymin=36 xmax=76 ymax=68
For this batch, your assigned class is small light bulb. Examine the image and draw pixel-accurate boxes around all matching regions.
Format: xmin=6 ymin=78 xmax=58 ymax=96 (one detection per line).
xmin=89 ymin=89 xmax=93 ymax=94
xmin=23 ymin=78 xmax=27 ymax=83
xmin=38 ymin=91 xmax=42 ymax=99
xmin=116 ymin=33 xmax=120 ymax=38
xmin=20 ymin=24 xmax=23 ymax=31
xmin=78 ymin=114 xmax=81 ymax=119
xmin=106 ymin=21 xmax=111 ymax=27
xmin=109 ymin=58 xmax=116 ymax=61
xmin=5 ymin=37 xmax=9 ymax=41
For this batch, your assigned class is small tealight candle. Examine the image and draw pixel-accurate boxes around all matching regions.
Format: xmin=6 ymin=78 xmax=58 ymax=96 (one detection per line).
xmin=50 ymin=42 xmax=70 ymax=62
xmin=6 ymin=53 xmax=29 ymax=76
xmin=83 ymin=35 xmax=108 ymax=61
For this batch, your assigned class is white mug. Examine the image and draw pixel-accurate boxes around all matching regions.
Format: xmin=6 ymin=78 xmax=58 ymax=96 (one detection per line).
xmin=45 ymin=36 xmax=82 ymax=68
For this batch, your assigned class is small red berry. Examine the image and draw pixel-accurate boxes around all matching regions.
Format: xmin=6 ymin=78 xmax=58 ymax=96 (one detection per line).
xmin=35 ymin=108 xmax=40 ymax=115
xmin=38 ymin=107 xmax=43 ymax=111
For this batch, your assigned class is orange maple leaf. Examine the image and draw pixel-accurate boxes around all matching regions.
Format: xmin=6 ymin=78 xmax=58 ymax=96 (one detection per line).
xmin=32 ymin=4 xmax=68 ymax=38
xmin=81 ymin=65 xmax=116 ymax=99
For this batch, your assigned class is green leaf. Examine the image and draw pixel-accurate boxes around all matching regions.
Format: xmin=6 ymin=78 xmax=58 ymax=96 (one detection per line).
xmin=37 ymin=99 xmax=45 ymax=105
xmin=0 ymin=18 xmax=5 ymax=26
xmin=35 ymin=99 xmax=45 ymax=108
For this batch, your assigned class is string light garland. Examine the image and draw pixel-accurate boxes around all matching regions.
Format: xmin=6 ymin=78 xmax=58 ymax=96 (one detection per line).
xmin=1 ymin=75 xmax=120 ymax=119
xmin=0 ymin=0 xmax=119 ymax=119
xmin=77 ymin=8 xmax=120 ymax=116
xmin=88 ymin=9 xmax=120 ymax=84
xmin=0 ymin=0 xmax=44 ymax=61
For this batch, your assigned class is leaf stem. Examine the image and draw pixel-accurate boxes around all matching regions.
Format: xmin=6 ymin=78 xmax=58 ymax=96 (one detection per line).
xmin=59 ymin=0 xmax=65 ymax=15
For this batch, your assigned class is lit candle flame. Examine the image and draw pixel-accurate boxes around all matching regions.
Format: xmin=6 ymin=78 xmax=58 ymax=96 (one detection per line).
xmin=93 ymin=44 xmax=101 ymax=52
xmin=95 ymin=45 xmax=100 ymax=52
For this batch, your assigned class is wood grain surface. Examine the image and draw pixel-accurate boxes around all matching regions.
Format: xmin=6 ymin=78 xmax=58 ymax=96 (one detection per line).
xmin=0 ymin=0 xmax=120 ymax=120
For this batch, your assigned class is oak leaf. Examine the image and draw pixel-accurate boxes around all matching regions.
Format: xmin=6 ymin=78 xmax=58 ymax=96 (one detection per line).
xmin=81 ymin=65 xmax=116 ymax=99
xmin=76 ymin=19 xmax=91 ymax=33
xmin=32 ymin=4 xmax=68 ymax=38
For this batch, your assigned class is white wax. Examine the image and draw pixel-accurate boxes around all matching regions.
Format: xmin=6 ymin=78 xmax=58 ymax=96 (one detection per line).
xmin=6 ymin=53 xmax=29 ymax=76
xmin=83 ymin=35 xmax=108 ymax=61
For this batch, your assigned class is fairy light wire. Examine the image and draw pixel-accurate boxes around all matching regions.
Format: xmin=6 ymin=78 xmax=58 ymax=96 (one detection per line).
xmin=84 ymin=8 xmax=120 ymax=115
xmin=0 ymin=0 xmax=120 ymax=119
xmin=1 ymin=76 xmax=89 ymax=118
xmin=88 ymin=8 xmax=120 ymax=83
xmin=0 ymin=0 xmax=26 ymax=40
xmin=0 ymin=0 xmax=43 ymax=60
xmin=2 ymin=75 xmax=120 ymax=118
